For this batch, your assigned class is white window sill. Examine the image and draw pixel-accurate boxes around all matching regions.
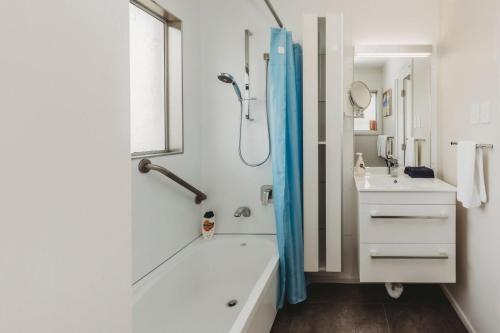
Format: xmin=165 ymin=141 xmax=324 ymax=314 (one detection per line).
xmin=354 ymin=131 xmax=381 ymax=136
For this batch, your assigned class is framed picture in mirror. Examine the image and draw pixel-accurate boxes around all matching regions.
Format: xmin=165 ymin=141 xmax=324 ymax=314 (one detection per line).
xmin=382 ymin=89 xmax=392 ymax=117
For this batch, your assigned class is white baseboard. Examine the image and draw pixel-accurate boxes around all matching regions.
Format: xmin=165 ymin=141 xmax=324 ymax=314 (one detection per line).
xmin=440 ymin=284 xmax=476 ymax=333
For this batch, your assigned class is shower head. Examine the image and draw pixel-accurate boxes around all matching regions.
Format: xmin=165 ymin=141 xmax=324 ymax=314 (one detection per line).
xmin=217 ymin=72 xmax=242 ymax=101
xmin=218 ymin=72 xmax=234 ymax=84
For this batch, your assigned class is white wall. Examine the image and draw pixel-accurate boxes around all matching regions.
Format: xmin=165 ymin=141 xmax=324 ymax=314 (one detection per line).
xmin=438 ymin=0 xmax=500 ymax=331
xmin=354 ymin=67 xmax=383 ymax=98
xmin=200 ymin=0 xmax=276 ymax=234
xmin=0 ymin=1 xmax=132 ymax=332
xmin=132 ymin=0 xmax=203 ymax=282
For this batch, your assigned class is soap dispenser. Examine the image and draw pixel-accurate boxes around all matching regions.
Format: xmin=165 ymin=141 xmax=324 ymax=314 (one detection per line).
xmin=355 ymin=152 xmax=366 ymax=177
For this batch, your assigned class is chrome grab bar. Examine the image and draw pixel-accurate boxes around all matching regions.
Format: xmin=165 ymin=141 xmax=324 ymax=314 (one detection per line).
xmin=138 ymin=159 xmax=207 ymax=204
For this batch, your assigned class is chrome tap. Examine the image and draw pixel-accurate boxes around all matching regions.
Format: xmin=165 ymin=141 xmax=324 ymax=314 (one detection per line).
xmin=234 ymin=206 xmax=251 ymax=217
xmin=386 ymin=155 xmax=399 ymax=177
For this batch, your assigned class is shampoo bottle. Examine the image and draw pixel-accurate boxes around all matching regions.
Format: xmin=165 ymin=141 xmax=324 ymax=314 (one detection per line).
xmin=202 ymin=211 xmax=215 ymax=239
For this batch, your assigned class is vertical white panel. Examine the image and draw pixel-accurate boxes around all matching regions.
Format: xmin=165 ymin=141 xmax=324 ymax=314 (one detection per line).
xmin=325 ymin=14 xmax=343 ymax=272
xmin=303 ymin=14 xmax=319 ymax=272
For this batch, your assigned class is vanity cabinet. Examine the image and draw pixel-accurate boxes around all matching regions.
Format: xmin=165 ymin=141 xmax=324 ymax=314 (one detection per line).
xmin=356 ymin=178 xmax=456 ymax=283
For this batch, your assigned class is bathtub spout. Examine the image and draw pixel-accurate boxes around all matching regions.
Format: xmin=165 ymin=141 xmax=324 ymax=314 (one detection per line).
xmin=234 ymin=207 xmax=251 ymax=217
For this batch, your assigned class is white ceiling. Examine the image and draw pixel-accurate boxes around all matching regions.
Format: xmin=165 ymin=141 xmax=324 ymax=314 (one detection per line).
xmin=354 ymin=56 xmax=388 ymax=69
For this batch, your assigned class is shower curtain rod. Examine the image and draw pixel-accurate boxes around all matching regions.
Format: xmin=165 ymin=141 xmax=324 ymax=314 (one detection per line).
xmin=264 ymin=0 xmax=284 ymax=28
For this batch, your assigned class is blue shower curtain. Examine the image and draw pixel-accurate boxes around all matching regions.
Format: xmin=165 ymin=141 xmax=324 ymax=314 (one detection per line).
xmin=269 ymin=28 xmax=307 ymax=308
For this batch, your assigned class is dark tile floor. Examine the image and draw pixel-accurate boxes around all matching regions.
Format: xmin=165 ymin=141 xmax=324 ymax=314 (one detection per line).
xmin=271 ymin=284 xmax=467 ymax=333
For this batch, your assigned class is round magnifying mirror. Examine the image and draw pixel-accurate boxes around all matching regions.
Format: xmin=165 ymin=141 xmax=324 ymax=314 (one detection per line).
xmin=349 ymin=81 xmax=371 ymax=114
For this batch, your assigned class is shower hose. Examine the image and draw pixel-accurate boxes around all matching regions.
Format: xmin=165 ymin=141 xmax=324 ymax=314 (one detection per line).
xmin=237 ymin=57 xmax=271 ymax=167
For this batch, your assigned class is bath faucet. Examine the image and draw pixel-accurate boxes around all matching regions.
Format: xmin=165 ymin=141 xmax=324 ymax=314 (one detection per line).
xmin=386 ymin=155 xmax=399 ymax=177
xmin=234 ymin=207 xmax=251 ymax=217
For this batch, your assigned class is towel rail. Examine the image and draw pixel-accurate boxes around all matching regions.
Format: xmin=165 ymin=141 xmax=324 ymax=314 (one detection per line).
xmin=138 ymin=159 xmax=207 ymax=204
xmin=450 ymin=141 xmax=493 ymax=149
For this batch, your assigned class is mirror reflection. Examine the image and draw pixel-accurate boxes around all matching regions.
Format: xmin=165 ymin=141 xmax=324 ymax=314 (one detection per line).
xmin=353 ymin=53 xmax=432 ymax=168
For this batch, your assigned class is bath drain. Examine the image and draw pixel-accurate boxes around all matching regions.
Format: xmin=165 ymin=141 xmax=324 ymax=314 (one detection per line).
xmin=240 ymin=243 xmax=247 ymax=246
xmin=227 ymin=299 xmax=238 ymax=307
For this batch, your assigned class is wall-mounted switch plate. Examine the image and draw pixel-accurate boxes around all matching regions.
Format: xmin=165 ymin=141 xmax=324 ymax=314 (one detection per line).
xmin=412 ymin=115 xmax=421 ymax=128
xmin=480 ymin=101 xmax=491 ymax=124
xmin=470 ymin=103 xmax=480 ymax=124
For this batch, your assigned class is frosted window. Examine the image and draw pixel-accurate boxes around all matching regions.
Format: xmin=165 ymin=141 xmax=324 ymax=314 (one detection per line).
xmin=167 ymin=26 xmax=183 ymax=151
xmin=130 ymin=3 xmax=166 ymax=153
xmin=354 ymin=92 xmax=378 ymax=132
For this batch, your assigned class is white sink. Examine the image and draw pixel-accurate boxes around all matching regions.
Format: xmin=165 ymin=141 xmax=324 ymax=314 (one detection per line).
xmin=354 ymin=168 xmax=456 ymax=192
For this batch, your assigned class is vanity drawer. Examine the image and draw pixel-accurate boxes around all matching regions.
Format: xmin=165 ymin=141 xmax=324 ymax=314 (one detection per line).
xmin=359 ymin=243 xmax=456 ymax=283
xmin=358 ymin=191 xmax=456 ymax=205
xmin=359 ymin=204 xmax=455 ymax=244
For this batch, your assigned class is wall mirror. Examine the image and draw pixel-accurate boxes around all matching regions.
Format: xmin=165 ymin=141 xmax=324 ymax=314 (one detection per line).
xmin=349 ymin=81 xmax=372 ymax=117
xmin=352 ymin=45 xmax=433 ymax=168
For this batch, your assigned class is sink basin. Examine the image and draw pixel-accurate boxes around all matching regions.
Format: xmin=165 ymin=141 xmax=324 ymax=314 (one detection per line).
xmin=362 ymin=175 xmax=416 ymax=189
xmin=354 ymin=168 xmax=456 ymax=192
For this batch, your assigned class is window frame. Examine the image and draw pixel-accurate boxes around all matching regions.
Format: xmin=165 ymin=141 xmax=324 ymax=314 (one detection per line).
xmin=354 ymin=90 xmax=382 ymax=136
xmin=130 ymin=0 xmax=184 ymax=159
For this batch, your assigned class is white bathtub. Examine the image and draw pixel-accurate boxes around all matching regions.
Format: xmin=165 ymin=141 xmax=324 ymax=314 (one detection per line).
xmin=133 ymin=235 xmax=279 ymax=333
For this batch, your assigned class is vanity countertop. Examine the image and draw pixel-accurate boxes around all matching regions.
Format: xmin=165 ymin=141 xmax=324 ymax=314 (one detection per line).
xmin=354 ymin=167 xmax=457 ymax=192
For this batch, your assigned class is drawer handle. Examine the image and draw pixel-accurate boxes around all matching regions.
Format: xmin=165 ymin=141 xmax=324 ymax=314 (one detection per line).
xmin=370 ymin=251 xmax=449 ymax=260
xmin=370 ymin=214 xmax=448 ymax=220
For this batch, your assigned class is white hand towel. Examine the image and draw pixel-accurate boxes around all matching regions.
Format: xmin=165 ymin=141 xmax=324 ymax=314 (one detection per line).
xmin=377 ymin=135 xmax=388 ymax=158
xmin=457 ymin=141 xmax=487 ymax=208
xmin=405 ymin=137 xmax=416 ymax=167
